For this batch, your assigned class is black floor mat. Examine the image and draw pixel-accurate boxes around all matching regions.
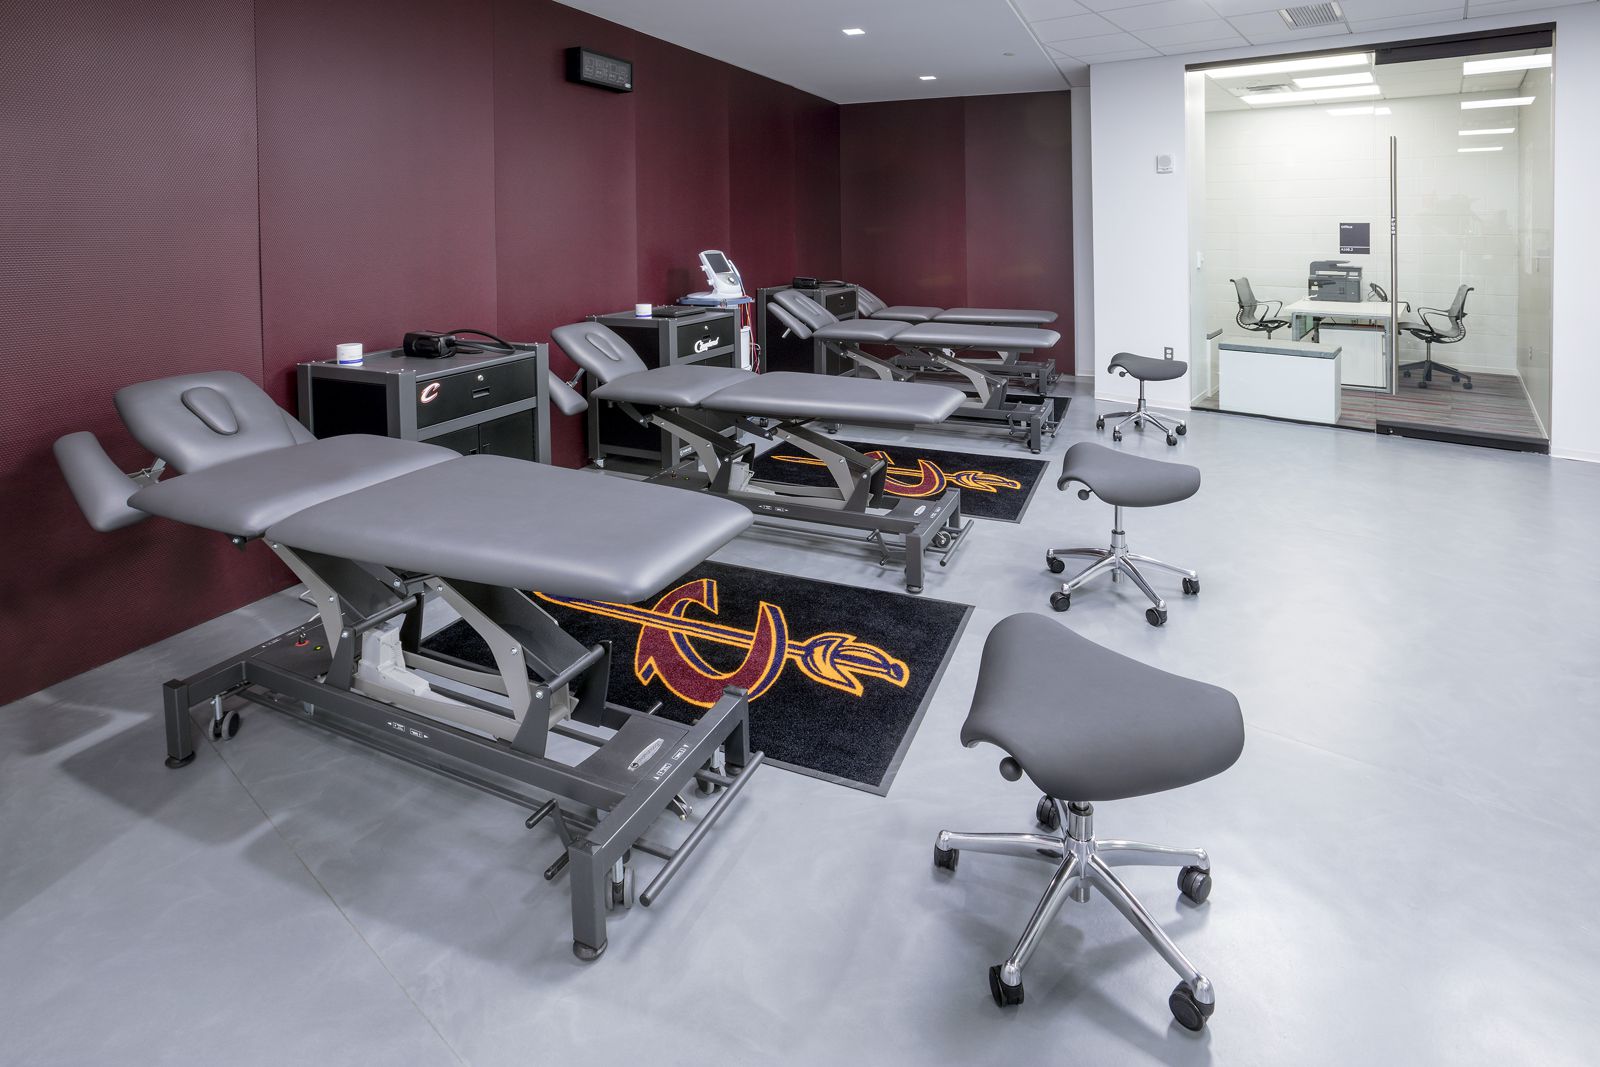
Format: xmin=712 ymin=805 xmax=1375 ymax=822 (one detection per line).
xmin=422 ymin=562 xmax=971 ymax=794
xmin=1008 ymin=393 xmax=1071 ymax=425
xmin=748 ymin=439 xmax=1049 ymax=522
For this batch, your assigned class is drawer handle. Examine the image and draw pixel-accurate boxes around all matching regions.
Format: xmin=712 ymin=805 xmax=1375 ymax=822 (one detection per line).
xmin=472 ymin=387 xmax=492 ymax=400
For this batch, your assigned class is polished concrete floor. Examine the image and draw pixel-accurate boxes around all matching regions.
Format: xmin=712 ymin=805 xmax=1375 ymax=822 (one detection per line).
xmin=5 ymin=379 xmax=1599 ymax=1065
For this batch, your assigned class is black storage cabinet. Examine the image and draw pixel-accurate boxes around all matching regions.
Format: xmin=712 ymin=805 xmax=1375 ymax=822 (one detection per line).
xmin=756 ymin=283 xmax=858 ymax=375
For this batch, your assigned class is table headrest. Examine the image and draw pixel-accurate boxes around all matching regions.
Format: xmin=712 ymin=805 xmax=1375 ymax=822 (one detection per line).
xmin=551 ymin=322 xmax=647 ymax=385
xmin=114 ymin=371 xmax=313 ymax=474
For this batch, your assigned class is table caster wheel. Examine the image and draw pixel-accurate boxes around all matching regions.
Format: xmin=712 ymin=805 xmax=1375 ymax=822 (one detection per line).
xmin=1178 ymin=865 xmax=1211 ymax=904
xmin=1402 ymin=370 xmax=1411 ymax=378
xmin=1112 ymin=431 xmax=1122 ymax=443
xmin=933 ymin=531 xmax=951 ymax=549
xmin=1046 ymin=555 xmax=1065 ymax=574
xmin=989 ymin=966 xmax=1024 ymax=1008
xmin=1035 ymin=795 xmax=1060 ymax=832
xmin=1169 ymin=982 xmax=1213 ymax=1032
xmin=1030 ymin=447 xmax=1041 ymax=455
xmin=697 ymin=777 xmax=720 ymax=796
xmin=1463 ymin=382 xmax=1473 ymax=390
xmin=933 ymin=844 xmax=959 ymax=872
xmin=1095 ymin=418 xmax=1105 ymax=430
xmin=573 ymin=940 xmax=606 ymax=962
xmin=209 ymin=709 xmax=241 ymax=741
xmin=1166 ymin=434 xmax=1177 ymax=446
xmin=1176 ymin=424 xmax=1187 ymax=436
xmin=1451 ymin=374 xmax=1460 ymax=382
xmin=1050 ymin=591 xmax=1071 ymax=613
xmin=1417 ymin=381 xmax=1428 ymax=389
xmin=1183 ymin=577 xmax=1200 ymax=595
xmin=608 ymin=866 xmax=635 ymax=911
xmin=1146 ymin=607 xmax=1168 ymax=627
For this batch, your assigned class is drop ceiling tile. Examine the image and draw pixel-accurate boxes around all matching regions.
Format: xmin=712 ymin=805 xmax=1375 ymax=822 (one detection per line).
xmin=1015 ymin=0 xmax=1091 ymax=18
xmin=1202 ymin=0 xmax=1284 ymax=14
xmin=1053 ymin=59 xmax=1092 ymax=85
xmin=1347 ymin=10 xmax=1467 ymax=34
xmin=1083 ymin=46 xmax=1166 ymax=61
xmin=1056 ymin=30 xmax=1162 ymax=57
xmin=1136 ymin=18 xmax=1248 ymax=47
xmin=1031 ymin=11 xmax=1121 ymax=41
xmin=1156 ymin=35 xmax=1253 ymax=56
xmin=1076 ymin=0 xmax=1182 ymax=12
xmin=1338 ymin=0 xmax=1462 ymax=16
xmin=1104 ymin=0 xmax=1231 ymax=31
xmin=1469 ymin=0 xmax=1590 ymax=12
xmin=1226 ymin=12 xmax=1355 ymax=45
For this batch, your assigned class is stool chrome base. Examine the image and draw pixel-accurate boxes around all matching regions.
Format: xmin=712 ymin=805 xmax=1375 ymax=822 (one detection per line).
xmin=934 ymin=799 xmax=1216 ymax=1031
xmin=1096 ymin=379 xmax=1186 ymax=446
xmin=1046 ymin=507 xmax=1197 ymax=626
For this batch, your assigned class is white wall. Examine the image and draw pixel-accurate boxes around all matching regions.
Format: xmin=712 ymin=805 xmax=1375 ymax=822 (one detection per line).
xmin=1518 ymin=66 xmax=1555 ymax=433
xmin=1086 ymin=3 xmax=1600 ymax=461
xmin=1089 ymin=60 xmax=1195 ymax=411
xmin=1204 ymin=95 xmax=1523 ymax=376
xmin=1071 ymin=86 xmax=1094 ymax=379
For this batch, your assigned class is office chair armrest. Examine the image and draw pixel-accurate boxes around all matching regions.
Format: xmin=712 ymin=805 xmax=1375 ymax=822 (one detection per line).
xmin=1417 ymin=308 xmax=1455 ymax=333
xmin=1263 ymin=299 xmax=1282 ymax=318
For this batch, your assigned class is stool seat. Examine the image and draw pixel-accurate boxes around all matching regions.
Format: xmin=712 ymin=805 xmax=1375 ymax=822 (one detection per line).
xmin=961 ymin=614 xmax=1244 ymax=801
xmin=1057 ymin=442 xmax=1199 ymax=508
xmin=1108 ymin=352 xmax=1188 ymax=382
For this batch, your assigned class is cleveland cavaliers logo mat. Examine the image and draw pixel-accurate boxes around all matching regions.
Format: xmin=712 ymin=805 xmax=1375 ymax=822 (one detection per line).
xmin=537 ymin=578 xmax=909 ymax=709
xmin=767 ymin=448 xmax=1023 ymax=499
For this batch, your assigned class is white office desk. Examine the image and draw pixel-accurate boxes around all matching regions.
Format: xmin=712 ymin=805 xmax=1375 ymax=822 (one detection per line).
xmin=1283 ymin=299 xmax=1395 ymax=390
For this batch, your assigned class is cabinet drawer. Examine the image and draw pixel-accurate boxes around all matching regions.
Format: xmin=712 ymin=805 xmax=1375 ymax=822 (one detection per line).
xmin=675 ymin=316 xmax=735 ymax=358
xmin=416 ymin=359 xmax=537 ymax=428
xmin=822 ymin=290 xmax=857 ymax=318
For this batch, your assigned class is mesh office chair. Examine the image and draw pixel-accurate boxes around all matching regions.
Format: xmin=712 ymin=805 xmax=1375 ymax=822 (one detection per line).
xmin=1400 ymin=285 xmax=1473 ymax=390
xmin=1231 ymin=278 xmax=1288 ymax=339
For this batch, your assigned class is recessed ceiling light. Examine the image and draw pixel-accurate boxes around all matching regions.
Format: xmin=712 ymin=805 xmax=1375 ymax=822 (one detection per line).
xmin=1460 ymin=127 xmax=1515 ymax=136
xmin=1463 ymin=54 xmax=1551 ymax=75
xmin=1458 ymin=146 xmax=1504 ymax=153
xmin=919 ymin=75 xmax=937 ymax=81
xmin=1294 ymin=71 xmax=1373 ymax=89
xmin=1242 ymin=85 xmax=1381 ymax=105
xmin=842 ymin=27 xmax=865 ymax=36
xmin=1205 ymin=52 xmax=1370 ymax=80
xmin=1461 ymin=97 xmax=1535 ymax=109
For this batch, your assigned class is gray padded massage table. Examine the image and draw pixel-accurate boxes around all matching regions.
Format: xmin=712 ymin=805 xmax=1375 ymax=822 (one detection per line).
xmin=553 ymin=321 xmax=972 ymax=594
xmin=54 ymin=371 xmax=764 ymax=962
xmin=853 ymin=285 xmax=1061 ymax=395
xmin=766 ymin=290 xmax=1062 ymax=453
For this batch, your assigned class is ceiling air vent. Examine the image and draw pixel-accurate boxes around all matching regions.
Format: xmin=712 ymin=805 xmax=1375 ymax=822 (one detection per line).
xmin=1278 ymin=2 xmax=1345 ymax=30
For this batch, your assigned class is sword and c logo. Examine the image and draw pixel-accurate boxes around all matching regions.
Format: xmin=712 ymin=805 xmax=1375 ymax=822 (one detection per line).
xmin=535 ymin=579 xmax=909 ymax=709
xmin=770 ymin=449 xmax=1022 ymax=499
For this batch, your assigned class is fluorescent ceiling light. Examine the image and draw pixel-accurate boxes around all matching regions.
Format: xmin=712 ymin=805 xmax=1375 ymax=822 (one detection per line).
xmin=1242 ymin=85 xmax=1381 ymax=106
xmin=1461 ymin=97 xmax=1535 ymax=109
xmin=1327 ymin=105 xmax=1390 ymax=116
xmin=1459 ymin=127 xmax=1514 ymax=136
xmin=1294 ymin=71 xmax=1373 ymax=88
xmin=1205 ymin=52 xmax=1371 ymax=80
xmin=1459 ymin=146 xmax=1504 ymax=153
xmin=918 ymin=75 xmax=937 ymax=81
xmin=1463 ymin=54 xmax=1551 ymax=75
xmin=841 ymin=27 xmax=865 ymax=36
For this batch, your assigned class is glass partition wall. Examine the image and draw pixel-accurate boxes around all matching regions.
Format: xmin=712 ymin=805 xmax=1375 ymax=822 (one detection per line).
xmin=1194 ymin=38 xmax=1554 ymax=450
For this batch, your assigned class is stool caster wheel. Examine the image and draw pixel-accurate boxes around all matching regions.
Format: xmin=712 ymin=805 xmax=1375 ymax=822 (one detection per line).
xmin=1112 ymin=431 xmax=1122 ymax=443
xmin=933 ymin=844 xmax=959 ymax=872
xmin=1417 ymin=381 xmax=1428 ymax=389
xmin=1050 ymin=591 xmax=1071 ymax=613
xmin=607 ymin=866 xmax=635 ymax=911
xmin=697 ymin=777 xmax=720 ymax=796
xmin=1402 ymin=370 xmax=1411 ymax=378
xmin=1134 ymin=418 xmax=1143 ymax=429
xmin=1182 ymin=577 xmax=1200 ymax=596
xmin=1451 ymin=374 xmax=1460 ymax=382
xmin=573 ymin=940 xmax=606 ymax=962
xmin=989 ymin=965 xmax=1024 ymax=1008
xmin=1095 ymin=418 xmax=1105 ymax=430
xmin=1176 ymin=424 xmax=1187 ymax=436
xmin=209 ymin=709 xmax=241 ymax=741
xmin=1463 ymin=381 xmax=1473 ymax=390
xmin=1166 ymin=434 xmax=1177 ymax=446
xmin=1035 ymin=796 xmax=1060 ymax=832
xmin=1169 ymin=982 xmax=1213 ymax=1032
xmin=1146 ymin=607 xmax=1168 ymax=627
xmin=1178 ymin=865 xmax=1211 ymax=904
xmin=1046 ymin=555 xmax=1065 ymax=574
xmin=1030 ymin=447 xmax=1041 ymax=455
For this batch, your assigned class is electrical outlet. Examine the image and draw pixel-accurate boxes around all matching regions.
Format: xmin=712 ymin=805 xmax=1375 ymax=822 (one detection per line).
xmin=1163 ymin=347 xmax=1174 ymax=359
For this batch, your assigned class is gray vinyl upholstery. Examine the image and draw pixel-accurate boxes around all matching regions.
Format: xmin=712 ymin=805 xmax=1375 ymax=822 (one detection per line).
xmin=853 ymin=286 xmax=887 ymax=316
xmin=592 ymin=364 xmax=755 ymax=407
xmin=698 ymin=372 xmax=963 ymax=425
xmin=266 ymin=456 xmax=753 ymax=602
xmin=935 ymin=307 xmax=1057 ymax=326
xmin=1108 ymin=352 xmax=1188 ymax=382
xmin=894 ymin=322 xmax=1060 ymax=351
xmin=962 ymin=613 xmax=1244 ymax=802
xmin=551 ymin=322 xmax=649 ymax=384
xmin=115 ymin=371 xmax=315 ymax=474
xmin=769 ymin=290 xmax=840 ymax=335
xmin=814 ymin=319 xmax=912 ymax=344
xmin=1057 ymin=442 xmax=1200 ymax=508
xmin=130 ymin=435 xmax=456 ymax=538
xmin=871 ymin=306 xmax=942 ymax=323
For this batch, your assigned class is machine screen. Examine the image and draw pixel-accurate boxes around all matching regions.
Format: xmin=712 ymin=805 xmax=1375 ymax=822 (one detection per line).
xmin=704 ymin=251 xmax=734 ymax=276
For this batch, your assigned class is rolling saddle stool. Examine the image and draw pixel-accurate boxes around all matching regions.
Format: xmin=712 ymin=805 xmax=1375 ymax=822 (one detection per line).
xmin=934 ymin=613 xmax=1245 ymax=1031
xmin=1096 ymin=352 xmax=1188 ymax=447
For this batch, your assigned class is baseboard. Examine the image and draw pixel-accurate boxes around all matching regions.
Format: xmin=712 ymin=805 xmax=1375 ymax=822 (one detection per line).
xmin=1513 ymin=370 xmax=1551 ymax=440
xmin=1376 ymin=420 xmax=1548 ymax=453
xmin=1550 ymin=446 xmax=1600 ymax=464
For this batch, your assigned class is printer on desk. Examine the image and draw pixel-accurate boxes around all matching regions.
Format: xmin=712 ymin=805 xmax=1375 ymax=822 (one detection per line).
xmin=1308 ymin=260 xmax=1362 ymax=302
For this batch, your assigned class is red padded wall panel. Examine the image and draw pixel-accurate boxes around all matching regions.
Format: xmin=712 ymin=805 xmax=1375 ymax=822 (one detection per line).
xmin=794 ymin=95 xmax=843 ymax=281
xmin=0 ymin=0 xmax=273 ymax=705
xmin=840 ymin=99 xmax=968 ymax=309
xmin=963 ymin=93 xmax=1074 ymax=373
xmin=634 ymin=35 xmax=731 ymax=303
xmin=255 ymin=0 xmax=499 ymax=405
xmin=493 ymin=0 xmax=639 ymax=469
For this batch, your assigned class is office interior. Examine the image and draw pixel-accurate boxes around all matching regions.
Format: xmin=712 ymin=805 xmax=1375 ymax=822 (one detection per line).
xmin=1193 ymin=43 xmax=1555 ymax=448
xmin=2 ymin=2 xmax=1598 ymax=1066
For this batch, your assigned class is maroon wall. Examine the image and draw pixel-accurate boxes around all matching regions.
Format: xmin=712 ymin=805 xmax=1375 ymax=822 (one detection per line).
xmin=840 ymin=92 xmax=1074 ymax=371
xmin=0 ymin=0 xmax=842 ymax=702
